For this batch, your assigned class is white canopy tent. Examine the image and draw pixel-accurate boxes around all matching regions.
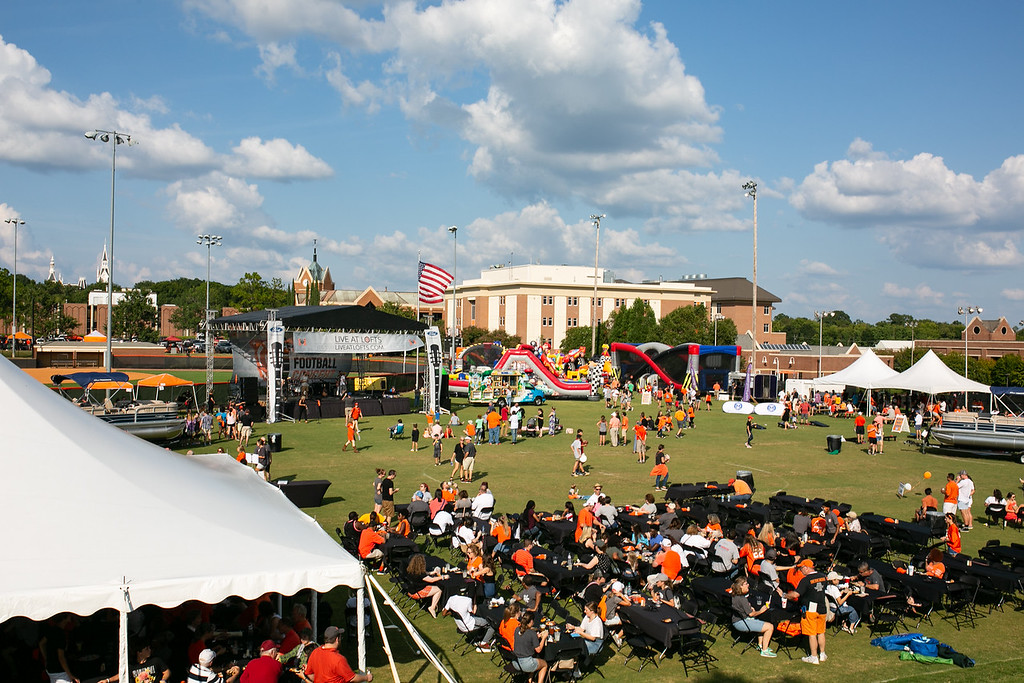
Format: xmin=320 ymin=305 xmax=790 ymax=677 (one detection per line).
xmin=812 ymin=348 xmax=900 ymax=391
xmin=878 ymin=349 xmax=992 ymax=395
xmin=0 ymin=357 xmax=366 ymax=680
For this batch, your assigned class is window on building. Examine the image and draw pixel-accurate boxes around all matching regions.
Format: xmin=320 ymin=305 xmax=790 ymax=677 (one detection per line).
xmin=596 ymin=299 xmax=602 ymax=308
xmin=569 ymin=296 xmax=578 ymax=306
xmin=716 ymin=303 xmax=722 ymax=314
xmin=567 ymin=317 xmax=577 ymax=326
xmin=763 ymin=305 xmax=771 ymax=315
xmin=499 ymin=316 xmax=505 ymax=326
xmin=499 ymin=296 xmax=505 ymax=306
xmin=470 ymin=300 xmax=476 ymax=320
xmin=763 ymin=323 xmax=770 ymax=333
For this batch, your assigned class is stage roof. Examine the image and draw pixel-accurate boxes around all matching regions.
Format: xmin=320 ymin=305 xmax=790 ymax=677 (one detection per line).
xmin=212 ymin=305 xmax=427 ymax=333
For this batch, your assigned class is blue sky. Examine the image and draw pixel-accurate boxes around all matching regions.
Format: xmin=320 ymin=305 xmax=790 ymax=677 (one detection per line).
xmin=1 ymin=0 xmax=1022 ymax=328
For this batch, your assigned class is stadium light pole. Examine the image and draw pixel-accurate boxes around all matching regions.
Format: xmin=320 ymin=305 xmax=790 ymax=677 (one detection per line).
xmin=448 ymin=225 xmax=458 ymax=366
xmin=85 ymin=129 xmax=134 ymax=371
xmin=905 ymin=320 xmax=918 ymax=360
xmin=713 ymin=313 xmax=725 ymax=346
xmin=958 ymin=305 xmax=982 ymax=406
xmin=590 ymin=214 xmax=604 ymax=356
xmin=743 ymin=181 xmax=758 ymax=366
xmin=197 ymin=234 xmax=222 ymax=403
xmin=5 ymin=218 xmax=24 ymax=339
xmin=815 ymin=310 xmax=834 ymax=378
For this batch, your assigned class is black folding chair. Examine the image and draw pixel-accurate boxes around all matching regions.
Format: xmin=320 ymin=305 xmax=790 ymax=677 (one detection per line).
xmin=677 ymin=617 xmax=718 ymax=677
xmin=942 ymin=575 xmax=980 ymax=631
xmin=618 ymin=618 xmax=660 ymax=673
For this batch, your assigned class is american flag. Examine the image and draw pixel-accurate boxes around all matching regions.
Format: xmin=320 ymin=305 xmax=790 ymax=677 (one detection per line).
xmin=418 ymin=261 xmax=454 ymax=304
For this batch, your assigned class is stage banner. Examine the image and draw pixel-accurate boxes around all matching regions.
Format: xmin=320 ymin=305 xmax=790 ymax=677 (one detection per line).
xmin=289 ymin=353 xmax=352 ymax=382
xmin=293 ymin=332 xmax=423 ymax=354
xmin=267 ymin=319 xmax=285 ymax=423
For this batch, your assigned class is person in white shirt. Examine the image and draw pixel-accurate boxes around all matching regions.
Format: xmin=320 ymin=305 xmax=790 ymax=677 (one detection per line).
xmin=443 ymin=594 xmax=495 ymax=650
xmin=571 ymin=602 xmax=605 ymax=660
xmin=957 ymin=470 xmax=975 ymax=530
xmin=430 ymin=509 xmax=454 ymax=536
xmin=471 ymin=484 xmax=495 ymax=534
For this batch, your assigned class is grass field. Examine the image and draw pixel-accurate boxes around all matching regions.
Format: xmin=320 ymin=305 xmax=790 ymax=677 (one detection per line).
xmin=178 ymin=397 xmax=1024 ymax=682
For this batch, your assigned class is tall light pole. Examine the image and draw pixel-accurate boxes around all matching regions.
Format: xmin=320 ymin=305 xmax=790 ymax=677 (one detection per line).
xmin=197 ymin=234 xmax=222 ymax=404
xmin=589 ymin=214 xmax=604 ymax=356
xmin=713 ymin=313 xmax=725 ymax=345
xmin=815 ymin=310 xmax=834 ymax=377
xmin=85 ymin=129 xmax=134 ymax=372
xmin=448 ymin=225 xmax=458 ymax=366
xmin=743 ymin=181 xmax=758 ymax=366
xmin=5 ymin=218 xmax=24 ymax=339
xmin=958 ymin=305 xmax=982 ymax=406
xmin=905 ymin=320 xmax=918 ymax=361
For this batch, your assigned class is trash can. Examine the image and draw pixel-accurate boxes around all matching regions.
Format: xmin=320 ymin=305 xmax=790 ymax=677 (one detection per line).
xmin=268 ymin=433 xmax=283 ymax=453
xmin=826 ymin=435 xmax=842 ymax=454
xmin=736 ymin=470 xmax=755 ymax=492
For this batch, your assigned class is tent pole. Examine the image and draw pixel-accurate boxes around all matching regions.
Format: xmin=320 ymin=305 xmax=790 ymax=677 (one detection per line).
xmin=365 ymin=580 xmax=400 ymax=683
xmin=357 ymin=584 xmax=366 ymax=671
xmin=311 ymin=589 xmax=318 ymax=640
xmin=277 ymin=594 xmax=284 ymax=623
xmin=118 ymin=608 xmax=129 ymax=683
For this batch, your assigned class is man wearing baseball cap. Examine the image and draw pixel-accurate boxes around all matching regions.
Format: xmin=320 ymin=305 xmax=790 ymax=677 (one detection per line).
xmin=787 ymin=560 xmax=829 ymax=665
xmin=186 ymin=649 xmax=240 ymax=683
xmin=239 ymin=641 xmax=281 ymax=682
xmin=304 ymin=626 xmax=372 ymax=683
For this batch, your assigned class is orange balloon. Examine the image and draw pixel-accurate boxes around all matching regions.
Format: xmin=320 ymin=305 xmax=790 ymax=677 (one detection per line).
xmin=924 ymin=471 xmax=932 ymax=479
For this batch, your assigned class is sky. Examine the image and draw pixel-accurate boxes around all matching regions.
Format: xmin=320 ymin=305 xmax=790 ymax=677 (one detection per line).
xmin=1 ymin=0 xmax=1023 ymax=326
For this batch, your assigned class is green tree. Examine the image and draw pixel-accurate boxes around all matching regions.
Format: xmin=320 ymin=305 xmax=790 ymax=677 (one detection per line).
xmin=992 ymin=354 xmax=1024 ymax=387
xmin=167 ymin=284 xmax=207 ymax=335
xmin=306 ymin=279 xmax=320 ymax=306
xmin=609 ymin=298 xmax=658 ymax=344
xmin=230 ymin=272 xmax=289 ymax=312
xmin=560 ymin=323 xmax=609 ymax=357
xmin=111 ymin=288 xmax=159 ymax=342
xmin=377 ymin=300 xmax=418 ymax=321
xmin=659 ymin=304 xmax=709 ymax=346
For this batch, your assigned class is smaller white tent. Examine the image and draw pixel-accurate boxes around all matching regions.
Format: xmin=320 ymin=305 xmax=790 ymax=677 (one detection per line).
xmin=879 ymin=349 xmax=991 ymax=395
xmin=812 ymin=348 xmax=900 ymax=390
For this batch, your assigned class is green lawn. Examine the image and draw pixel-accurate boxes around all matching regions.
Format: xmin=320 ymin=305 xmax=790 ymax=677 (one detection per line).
xmin=180 ymin=398 xmax=1024 ymax=682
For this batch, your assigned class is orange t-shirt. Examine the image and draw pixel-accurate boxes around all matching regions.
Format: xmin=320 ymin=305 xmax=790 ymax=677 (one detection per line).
xmin=441 ymin=490 xmax=456 ymax=503
xmin=575 ymin=507 xmax=595 ymax=542
xmin=511 ymin=548 xmax=534 ymax=576
xmin=733 ymin=479 xmax=752 ymax=496
xmin=358 ymin=528 xmax=385 ymax=558
xmin=499 ymin=618 xmax=520 ymax=649
xmin=468 ymin=555 xmax=484 ymax=580
xmin=867 ymin=425 xmax=877 ymax=439
xmin=944 ymin=481 xmax=959 ymax=504
xmin=492 ymin=525 xmax=512 ymax=545
xmin=921 ymin=494 xmax=938 ymax=510
xmin=946 ymin=524 xmax=961 ymax=553
xmin=926 ymin=561 xmax=945 ymax=579
xmin=661 ymin=549 xmax=682 ymax=580
xmin=487 ymin=412 xmax=501 ymax=429
xmin=855 ymin=415 xmax=866 ymax=427
xmin=466 ymin=422 xmax=476 ymax=436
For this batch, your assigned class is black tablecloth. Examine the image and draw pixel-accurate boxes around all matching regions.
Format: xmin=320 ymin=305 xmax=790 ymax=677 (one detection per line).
xmin=381 ymin=536 xmax=419 ymax=559
xmin=619 ymin=603 xmax=683 ymax=650
xmin=858 ymin=514 xmax=934 ymax=546
xmin=719 ymin=500 xmax=771 ymax=524
xmin=534 ymin=558 xmax=588 ymax=588
xmin=871 ymin=563 xmax=954 ymax=604
xmin=538 ymin=519 xmax=577 ymax=546
xmin=770 ymin=494 xmax=826 ymax=516
xmin=979 ymin=542 xmax=1024 ymax=569
xmin=616 ymin=512 xmax=653 ymax=534
xmin=666 ymin=483 xmax=733 ymax=502
xmin=541 ymin=633 xmax=587 ymax=663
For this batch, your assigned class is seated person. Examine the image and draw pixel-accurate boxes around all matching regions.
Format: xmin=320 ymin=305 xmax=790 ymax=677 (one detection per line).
xmin=571 ymin=602 xmax=605 ymax=664
xmin=357 ymin=522 xmax=387 ymax=563
xmin=512 ymin=621 xmax=548 ymax=683
xmin=984 ymin=489 xmax=1007 ymax=525
xmin=512 ymin=575 xmax=543 ymax=626
xmin=443 ymin=593 xmax=495 ymax=651
xmin=924 ymin=548 xmax=945 ymax=579
xmin=914 ymin=488 xmax=939 ymax=523
xmin=730 ymin=576 xmax=776 ymax=657
xmin=731 ymin=477 xmax=753 ymax=503
xmin=498 ymin=603 xmax=522 ymax=651
xmin=1005 ymin=493 xmax=1019 ymax=525
xmin=405 ymin=554 xmax=446 ymax=618
xmin=647 ymin=573 xmax=675 ymax=607
xmin=388 ymin=419 xmax=404 ymax=439
xmin=391 ymin=509 xmax=412 ymax=538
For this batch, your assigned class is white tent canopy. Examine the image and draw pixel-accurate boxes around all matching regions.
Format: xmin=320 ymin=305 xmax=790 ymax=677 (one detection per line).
xmin=812 ymin=348 xmax=900 ymax=390
xmin=0 ymin=355 xmax=363 ymax=622
xmin=878 ymin=349 xmax=991 ymax=395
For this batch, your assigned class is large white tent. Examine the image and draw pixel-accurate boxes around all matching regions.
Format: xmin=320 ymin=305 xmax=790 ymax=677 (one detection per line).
xmin=879 ymin=349 xmax=992 ymax=395
xmin=0 ymin=357 xmax=365 ymax=678
xmin=813 ymin=348 xmax=900 ymax=390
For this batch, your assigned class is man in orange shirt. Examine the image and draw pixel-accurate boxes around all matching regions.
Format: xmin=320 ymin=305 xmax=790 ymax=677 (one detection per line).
xmin=866 ymin=423 xmax=878 ymax=454
xmin=915 ymin=487 xmax=939 ymax=523
xmin=943 ymin=473 xmax=959 ymax=516
xmin=854 ymin=412 xmax=866 ymax=444
xmin=357 ymin=523 xmax=386 ymax=563
xmin=732 ymin=477 xmax=753 ymax=504
xmin=486 ymin=408 xmax=501 ymax=445
xmin=634 ymin=421 xmax=647 ymax=463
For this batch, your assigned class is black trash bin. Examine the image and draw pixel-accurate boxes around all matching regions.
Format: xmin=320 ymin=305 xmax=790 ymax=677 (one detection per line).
xmin=268 ymin=432 xmax=283 ymax=453
xmin=826 ymin=435 xmax=842 ymax=454
xmin=735 ymin=470 xmax=755 ymax=492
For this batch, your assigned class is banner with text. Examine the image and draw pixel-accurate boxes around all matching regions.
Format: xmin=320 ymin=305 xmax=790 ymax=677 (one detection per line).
xmin=293 ymin=332 xmax=423 ymax=354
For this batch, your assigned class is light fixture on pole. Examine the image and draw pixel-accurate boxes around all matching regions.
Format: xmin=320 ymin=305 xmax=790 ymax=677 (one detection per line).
xmin=197 ymin=234 xmax=223 ymax=404
xmin=85 ymin=129 xmax=135 ymax=372
xmin=905 ymin=320 xmax=918 ymax=360
xmin=958 ymin=305 xmax=982 ymax=405
xmin=742 ymin=181 xmax=758 ymax=366
xmin=713 ymin=313 xmax=726 ymax=345
xmin=814 ymin=310 xmax=834 ymax=378
xmin=448 ymin=225 xmax=458 ymax=366
xmin=5 ymin=218 xmax=24 ymax=339
xmin=589 ymin=214 xmax=605 ymax=356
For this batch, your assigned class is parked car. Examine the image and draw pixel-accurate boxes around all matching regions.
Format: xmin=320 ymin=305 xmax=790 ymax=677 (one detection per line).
xmin=215 ymin=340 xmax=232 ymax=354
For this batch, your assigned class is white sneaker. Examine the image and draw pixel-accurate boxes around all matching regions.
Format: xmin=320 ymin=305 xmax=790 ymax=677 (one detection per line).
xmin=819 ymin=653 xmax=828 ymax=662
xmin=802 ymin=655 xmax=819 ymax=665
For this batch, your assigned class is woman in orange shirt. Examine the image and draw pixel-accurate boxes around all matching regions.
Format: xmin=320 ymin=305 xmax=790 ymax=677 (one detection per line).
xmin=925 ymin=548 xmax=945 ymax=578
xmin=944 ymin=513 xmax=961 ymax=555
xmin=498 ymin=604 xmax=521 ymax=651
xmin=490 ymin=515 xmax=513 ymax=555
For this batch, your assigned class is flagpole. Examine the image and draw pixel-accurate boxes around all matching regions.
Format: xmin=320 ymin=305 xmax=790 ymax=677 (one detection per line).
xmin=415 ymin=252 xmax=422 ymax=412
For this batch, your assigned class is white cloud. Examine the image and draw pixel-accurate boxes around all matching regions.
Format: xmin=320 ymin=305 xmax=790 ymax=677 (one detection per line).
xmin=1003 ymin=288 xmax=1024 ymax=301
xmin=189 ymin=0 xmax=733 ymax=227
xmin=881 ymin=282 xmax=945 ymax=303
xmin=256 ymin=42 xmax=300 ymax=81
xmin=224 ymin=137 xmax=333 ymax=179
xmin=165 ymin=172 xmax=264 ymax=231
xmin=797 ymin=259 xmax=840 ymax=276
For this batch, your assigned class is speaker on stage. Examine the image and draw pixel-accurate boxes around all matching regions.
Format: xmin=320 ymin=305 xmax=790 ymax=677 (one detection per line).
xmin=238 ymin=377 xmax=260 ymax=405
xmin=440 ymin=374 xmax=451 ymax=410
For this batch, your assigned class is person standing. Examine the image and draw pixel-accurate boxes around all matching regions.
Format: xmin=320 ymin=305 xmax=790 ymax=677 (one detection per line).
xmin=239 ymin=640 xmax=281 ymax=683
xmin=745 ymin=416 xmax=754 ymax=448
xmin=634 ymin=419 xmax=648 ymax=463
xmin=297 ymin=395 xmax=308 ymax=423
xmin=942 ymin=472 xmax=959 ymax=516
xmin=571 ymin=430 xmax=586 ymax=477
xmin=487 ymin=408 xmax=501 ymax=445
xmin=380 ymin=470 xmax=398 ymax=526
xmin=957 ymin=470 xmax=975 ymax=531
xmin=608 ymin=412 xmax=620 ymax=447
xmin=304 ymin=626 xmax=373 ymax=683
xmin=788 ymin=561 xmax=828 ymax=665
xmin=854 ymin=412 xmax=866 ymax=444
xmin=433 ymin=435 xmax=444 ymax=467
xmin=650 ymin=444 xmax=669 ymax=491
xmin=509 ymin=406 xmax=521 ymax=444
xmin=410 ymin=423 xmax=420 ymax=452
xmin=254 ymin=437 xmax=272 ymax=481
xmin=343 ymin=420 xmax=359 ymax=453
xmin=462 ymin=437 xmax=478 ymax=483
xmin=41 ymin=614 xmax=80 ymax=683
